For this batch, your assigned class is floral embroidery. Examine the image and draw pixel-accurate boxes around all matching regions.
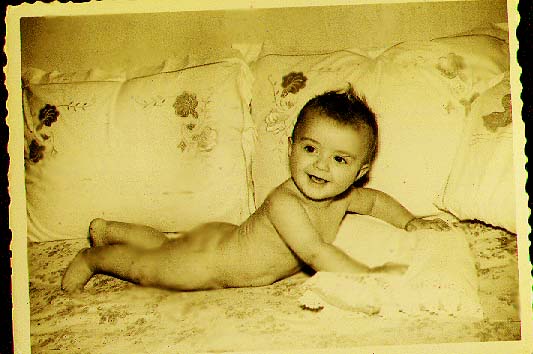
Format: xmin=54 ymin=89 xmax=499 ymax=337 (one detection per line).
xmin=436 ymin=53 xmax=484 ymax=115
xmin=436 ymin=53 xmax=466 ymax=80
xmin=25 ymin=100 xmax=91 ymax=164
xmin=173 ymin=91 xmax=217 ymax=153
xmin=264 ymin=72 xmax=308 ymax=136
xmin=173 ymin=92 xmax=199 ymax=118
xmin=460 ymin=92 xmax=480 ymax=116
xmin=281 ymin=72 xmax=307 ymax=97
xmin=38 ymin=104 xmax=60 ymax=127
xmin=26 ymin=103 xmax=63 ymax=164
xmin=135 ymin=96 xmax=167 ymax=109
xmin=265 ymin=111 xmax=292 ymax=135
xmin=28 ymin=139 xmax=45 ymax=163
xmin=177 ymin=140 xmax=187 ymax=152
xmin=132 ymin=90 xmax=217 ymax=154
xmin=192 ymin=126 xmax=217 ymax=152
xmin=482 ymin=94 xmax=512 ymax=132
xmin=61 ymin=101 xmax=91 ymax=112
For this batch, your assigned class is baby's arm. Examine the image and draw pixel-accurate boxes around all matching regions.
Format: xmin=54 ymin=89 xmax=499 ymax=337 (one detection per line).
xmin=348 ymin=188 xmax=449 ymax=231
xmin=267 ymin=193 xmax=372 ymax=273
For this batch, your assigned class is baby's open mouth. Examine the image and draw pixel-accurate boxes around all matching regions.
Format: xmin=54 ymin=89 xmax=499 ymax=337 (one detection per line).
xmin=308 ymin=174 xmax=328 ymax=184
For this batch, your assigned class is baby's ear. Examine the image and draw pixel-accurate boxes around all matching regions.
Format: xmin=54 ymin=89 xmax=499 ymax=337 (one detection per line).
xmin=287 ymin=137 xmax=293 ymax=156
xmin=355 ymin=164 xmax=370 ymax=181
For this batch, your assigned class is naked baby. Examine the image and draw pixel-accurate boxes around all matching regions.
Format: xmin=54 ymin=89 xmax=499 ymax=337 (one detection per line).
xmin=62 ymin=86 xmax=449 ymax=293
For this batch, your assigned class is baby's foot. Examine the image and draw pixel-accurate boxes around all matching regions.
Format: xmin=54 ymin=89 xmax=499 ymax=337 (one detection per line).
xmin=89 ymin=218 xmax=108 ymax=247
xmin=61 ymin=248 xmax=94 ymax=293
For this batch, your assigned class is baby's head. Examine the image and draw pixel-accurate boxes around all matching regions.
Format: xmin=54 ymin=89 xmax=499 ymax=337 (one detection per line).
xmin=289 ymin=86 xmax=378 ymax=200
xmin=292 ymin=85 xmax=378 ymax=164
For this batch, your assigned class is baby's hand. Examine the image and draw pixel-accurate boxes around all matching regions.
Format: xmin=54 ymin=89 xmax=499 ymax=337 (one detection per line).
xmin=404 ymin=217 xmax=450 ymax=232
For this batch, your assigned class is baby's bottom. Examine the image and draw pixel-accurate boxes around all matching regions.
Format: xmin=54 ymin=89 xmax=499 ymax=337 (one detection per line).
xmin=61 ymin=219 xmax=237 ymax=292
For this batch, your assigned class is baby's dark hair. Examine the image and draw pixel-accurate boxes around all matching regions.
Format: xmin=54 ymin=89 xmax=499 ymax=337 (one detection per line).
xmin=292 ymin=85 xmax=378 ymax=164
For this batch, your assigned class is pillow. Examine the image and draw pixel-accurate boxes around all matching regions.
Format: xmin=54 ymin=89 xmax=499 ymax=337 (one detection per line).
xmin=249 ymin=50 xmax=373 ymax=206
xmin=105 ymin=59 xmax=255 ymax=232
xmin=359 ymin=35 xmax=509 ymax=216
xmin=23 ymin=69 xmax=125 ymax=241
xmin=23 ymin=59 xmax=255 ymax=241
xmin=300 ymin=215 xmax=483 ymax=319
xmin=250 ymin=35 xmax=508 ymax=216
xmin=437 ymin=72 xmax=515 ymax=233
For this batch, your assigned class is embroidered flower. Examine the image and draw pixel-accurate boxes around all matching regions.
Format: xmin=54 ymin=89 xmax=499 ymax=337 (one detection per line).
xmin=193 ymin=127 xmax=217 ymax=152
xmin=28 ymin=139 xmax=45 ymax=163
xmin=482 ymin=94 xmax=512 ymax=131
xmin=436 ymin=53 xmax=465 ymax=79
xmin=265 ymin=111 xmax=290 ymax=134
xmin=173 ymin=92 xmax=199 ymax=118
xmin=38 ymin=104 xmax=60 ymax=127
xmin=281 ymin=72 xmax=307 ymax=97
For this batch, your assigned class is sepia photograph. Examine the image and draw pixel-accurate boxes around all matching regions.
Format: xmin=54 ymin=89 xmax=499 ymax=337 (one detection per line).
xmin=5 ymin=0 xmax=531 ymax=353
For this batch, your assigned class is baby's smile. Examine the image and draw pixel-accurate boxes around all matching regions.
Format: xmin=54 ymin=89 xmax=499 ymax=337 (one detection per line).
xmin=308 ymin=173 xmax=329 ymax=184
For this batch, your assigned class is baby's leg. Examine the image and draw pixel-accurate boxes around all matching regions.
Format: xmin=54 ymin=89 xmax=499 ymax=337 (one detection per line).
xmin=62 ymin=245 xmax=148 ymax=292
xmin=62 ymin=226 xmax=232 ymax=292
xmin=89 ymin=218 xmax=169 ymax=249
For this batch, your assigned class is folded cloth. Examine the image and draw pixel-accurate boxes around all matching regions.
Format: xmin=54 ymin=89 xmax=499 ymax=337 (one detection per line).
xmin=299 ymin=215 xmax=483 ymax=319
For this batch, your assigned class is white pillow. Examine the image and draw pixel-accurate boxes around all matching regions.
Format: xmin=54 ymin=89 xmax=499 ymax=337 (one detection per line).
xmin=301 ymin=215 xmax=483 ymax=319
xmin=23 ymin=59 xmax=255 ymax=241
xmin=23 ymin=70 xmax=125 ymax=241
xmin=250 ymin=36 xmax=508 ymax=216
xmin=106 ymin=59 xmax=255 ymax=232
xmin=249 ymin=50 xmax=373 ymax=206
xmin=437 ymin=72 xmax=515 ymax=232
xmin=360 ymin=36 xmax=509 ymax=216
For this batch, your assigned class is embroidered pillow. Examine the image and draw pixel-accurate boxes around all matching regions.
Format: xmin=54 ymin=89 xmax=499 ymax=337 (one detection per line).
xmin=437 ymin=72 xmax=515 ymax=232
xmin=359 ymin=35 xmax=509 ymax=216
xmin=23 ymin=69 xmax=126 ymax=241
xmin=105 ymin=59 xmax=255 ymax=232
xmin=23 ymin=59 xmax=255 ymax=241
xmin=250 ymin=50 xmax=373 ymax=206
xmin=250 ymin=36 xmax=508 ymax=215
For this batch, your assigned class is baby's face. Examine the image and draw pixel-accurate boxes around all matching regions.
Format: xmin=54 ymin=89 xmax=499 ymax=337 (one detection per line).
xmin=289 ymin=112 xmax=371 ymax=201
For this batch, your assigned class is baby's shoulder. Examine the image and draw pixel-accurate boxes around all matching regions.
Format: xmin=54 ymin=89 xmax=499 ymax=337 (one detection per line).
xmin=343 ymin=186 xmax=376 ymax=214
xmin=264 ymin=182 xmax=301 ymax=209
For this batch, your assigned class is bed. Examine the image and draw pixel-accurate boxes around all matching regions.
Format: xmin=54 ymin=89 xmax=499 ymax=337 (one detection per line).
xmin=28 ymin=220 xmax=520 ymax=353
xmin=8 ymin=2 xmax=530 ymax=353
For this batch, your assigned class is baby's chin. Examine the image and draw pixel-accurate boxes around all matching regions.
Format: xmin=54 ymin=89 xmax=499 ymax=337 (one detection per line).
xmin=297 ymin=180 xmax=346 ymax=202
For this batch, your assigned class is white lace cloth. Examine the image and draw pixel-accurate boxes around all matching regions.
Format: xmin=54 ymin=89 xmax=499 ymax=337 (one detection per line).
xmin=299 ymin=216 xmax=484 ymax=319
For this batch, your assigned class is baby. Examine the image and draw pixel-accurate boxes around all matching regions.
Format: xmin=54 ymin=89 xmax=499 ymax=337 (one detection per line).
xmin=62 ymin=86 xmax=449 ymax=293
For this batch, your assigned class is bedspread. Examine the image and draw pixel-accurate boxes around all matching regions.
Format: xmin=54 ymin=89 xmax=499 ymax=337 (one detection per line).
xmin=28 ymin=221 xmax=520 ymax=353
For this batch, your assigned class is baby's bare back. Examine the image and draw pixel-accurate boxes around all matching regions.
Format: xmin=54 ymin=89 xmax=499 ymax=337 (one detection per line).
xmin=172 ymin=206 xmax=301 ymax=289
xmin=178 ymin=181 xmax=352 ymax=289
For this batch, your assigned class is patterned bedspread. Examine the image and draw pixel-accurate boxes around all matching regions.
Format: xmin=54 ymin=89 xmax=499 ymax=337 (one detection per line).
xmin=28 ymin=221 xmax=520 ymax=353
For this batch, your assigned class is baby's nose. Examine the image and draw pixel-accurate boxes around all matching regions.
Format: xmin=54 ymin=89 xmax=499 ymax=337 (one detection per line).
xmin=313 ymin=155 xmax=330 ymax=171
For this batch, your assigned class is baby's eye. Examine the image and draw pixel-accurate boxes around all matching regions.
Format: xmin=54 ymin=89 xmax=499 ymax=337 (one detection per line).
xmin=303 ymin=145 xmax=316 ymax=153
xmin=334 ymin=156 xmax=347 ymax=164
